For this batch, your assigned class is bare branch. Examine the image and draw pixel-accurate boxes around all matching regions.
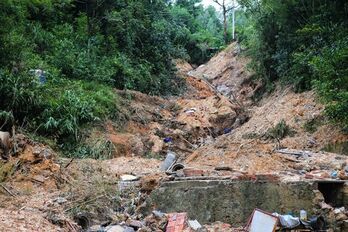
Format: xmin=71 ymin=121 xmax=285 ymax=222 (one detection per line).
xmin=226 ymin=6 xmax=235 ymax=12
xmin=213 ymin=0 xmax=223 ymax=7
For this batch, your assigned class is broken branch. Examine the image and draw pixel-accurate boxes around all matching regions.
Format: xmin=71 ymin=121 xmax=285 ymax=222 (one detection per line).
xmin=0 ymin=183 xmax=16 ymax=197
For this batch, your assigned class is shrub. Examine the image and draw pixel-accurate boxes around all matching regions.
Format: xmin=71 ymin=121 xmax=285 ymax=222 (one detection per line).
xmin=265 ymin=119 xmax=296 ymax=140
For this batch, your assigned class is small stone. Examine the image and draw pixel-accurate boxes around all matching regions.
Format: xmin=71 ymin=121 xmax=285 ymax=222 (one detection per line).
xmin=54 ymin=197 xmax=67 ymax=205
xmin=319 ymin=201 xmax=333 ymax=210
xmin=33 ymin=147 xmax=42 ymax=155
xmin=124 ymin=226 xmax=135 ymax=232
xmin=334 ymin=207 xmax=346 ymax=214
xmin=105 ymin=225 xmax=125 ymax=232
xmin=88 ymin=225 xmax=104 ymax=232
xmin=152 ymin=210 xmax=165 ymax=218
xmin=336 ymin=213 xmax=348 ymax=221
xmin=126 ymin=219 xmax=143 ymax=229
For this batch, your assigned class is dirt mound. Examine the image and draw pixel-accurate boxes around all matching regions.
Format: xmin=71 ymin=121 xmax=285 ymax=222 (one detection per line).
xmin=186 ymin=87 xmax=348 ymax=174
xmin=0 ymin=135 xmax=76 ymax=232
xmin=188 ymin=42 xmax=259 ymax=106
xmin=0 ymin=134 xmax=62 ymax=193
xmin=90 ymin=63 xmax=245 ymax=160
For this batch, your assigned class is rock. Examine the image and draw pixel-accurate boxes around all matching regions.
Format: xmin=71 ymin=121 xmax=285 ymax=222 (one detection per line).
xmin=152 ymin=210 xmax=165 ymax=218
xmin=33 ymin=147 xmax=42 ymax=156
xmin=336 ymin=213 xmax=348 ymax=221
xmin=313 ymin=190 xmax=325 ymax=205
xmin=319 ymin=201 xmax=333 ymax=210
xmin=342 ymin=220 xmax=348 ymax=231
xmin=188 ymin=219 xmax=202 ymax=231
xmin=105 ymin=225 xmax=125 ymax=232
xmin=88 ymin=225 xmax=104 ymax=232
xmin=54 ymin=197 xmax=67 ymax=205
xmin=144 ymin=211 xmax=168 ymax=231
xmin=123 ymin=226 xmax=135 ymax=232
xmin=334 ymin=207 xmax=346 ymax=214
xmin=126 ymin=219 xmax=143 ymax=229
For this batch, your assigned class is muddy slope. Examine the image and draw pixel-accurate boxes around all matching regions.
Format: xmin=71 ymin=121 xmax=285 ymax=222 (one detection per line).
xmin=0 ymin=43 xmax=347 ymax=231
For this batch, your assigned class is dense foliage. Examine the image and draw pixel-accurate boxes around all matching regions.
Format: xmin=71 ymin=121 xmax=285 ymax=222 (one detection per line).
xmin=0 ymin=0 xmax=226 ymax=151
xmin=238 ymin=0 xmax=348 ymax=128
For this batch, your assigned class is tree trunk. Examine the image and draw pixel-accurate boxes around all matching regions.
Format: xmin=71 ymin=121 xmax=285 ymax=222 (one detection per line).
xmin=223 ymin=6 xmax=228 ymax=44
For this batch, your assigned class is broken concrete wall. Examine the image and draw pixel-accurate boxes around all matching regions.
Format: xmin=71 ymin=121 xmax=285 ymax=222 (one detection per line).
xmin=144 ymin=180 xmax=316 ymax=225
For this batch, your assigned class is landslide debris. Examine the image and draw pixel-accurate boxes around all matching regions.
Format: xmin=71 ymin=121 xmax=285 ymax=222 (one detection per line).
xmin=0 ymin=43 xmax=347 ymax=231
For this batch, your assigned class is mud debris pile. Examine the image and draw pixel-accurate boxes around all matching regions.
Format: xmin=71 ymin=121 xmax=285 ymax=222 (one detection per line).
xmin=0 ymin=43 xmax=347 ymax=231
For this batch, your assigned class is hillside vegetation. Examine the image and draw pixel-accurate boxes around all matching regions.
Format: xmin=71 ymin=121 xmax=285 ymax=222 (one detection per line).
xmin=0 ymin=0 xmax=226 ymax=152
xmin=238 ymin=0 xmax=348 ymax=128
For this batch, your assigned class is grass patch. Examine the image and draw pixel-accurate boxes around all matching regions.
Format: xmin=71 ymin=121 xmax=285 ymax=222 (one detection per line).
xmin=303 ymin=116 xmax=324 ymax=133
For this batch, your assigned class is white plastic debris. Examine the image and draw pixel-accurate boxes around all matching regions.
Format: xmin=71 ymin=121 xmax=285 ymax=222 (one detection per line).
xmin=273 ymin=213 xmax=300 ymax=229
xmin=188 ymin=219 xmax=202 ymax=231
xmin=120 ymin=174 xmax=139 ymax=181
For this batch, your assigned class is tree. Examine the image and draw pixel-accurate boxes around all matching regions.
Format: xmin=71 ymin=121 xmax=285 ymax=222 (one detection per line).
xmin=213 ymin=0 xmax=236 ymax=44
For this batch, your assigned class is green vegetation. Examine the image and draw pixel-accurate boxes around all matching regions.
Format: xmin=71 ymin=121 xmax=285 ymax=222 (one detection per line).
xmin=0 ymin=0 xmax=226 ymax=155
xmin=303 ymin=116 xmax=324 ymax=133
xmin=266 ymin=119 xmax=296 ymax=140
xmin=238 ymin=0 xmax=348 ymax=128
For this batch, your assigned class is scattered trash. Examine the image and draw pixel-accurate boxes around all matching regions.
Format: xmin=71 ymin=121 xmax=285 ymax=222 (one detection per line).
xmin=184 ymin=108 xmax=197 ymax=115
xmin=170 ymin=163 xmax=185 ymax=172
xmin=223 ymin=128 xmax=232 ymax=134
xmin=160 ymin=152 xmax=177 ymax=171
xmin=164 ymin=137 xmax=173 ymax=143
xmin=273 ymin=213 xmax=300 ymax=229
xmin=188 ymin=219 xmax=202 ymax=231
xmin=308 ymin=216 xmax=326 ymax=231
xmin=331 ymin=171 xmax=338 ymax=179
xmin=29 ymin=69 xmax=47 ymax=84
xmin=120 ymin=174 xmax=139 ymax=182
xmin=118 ymin=174 xmax=140 ymax=191
xmin=300 ymin=209 xmax=307 ymax=221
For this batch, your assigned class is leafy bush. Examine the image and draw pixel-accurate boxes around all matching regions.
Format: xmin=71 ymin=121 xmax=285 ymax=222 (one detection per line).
xmin=265 ymin=120 xmax=296 ymax=140
xmin=0 ymin=69 xmax=118 ymax=144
